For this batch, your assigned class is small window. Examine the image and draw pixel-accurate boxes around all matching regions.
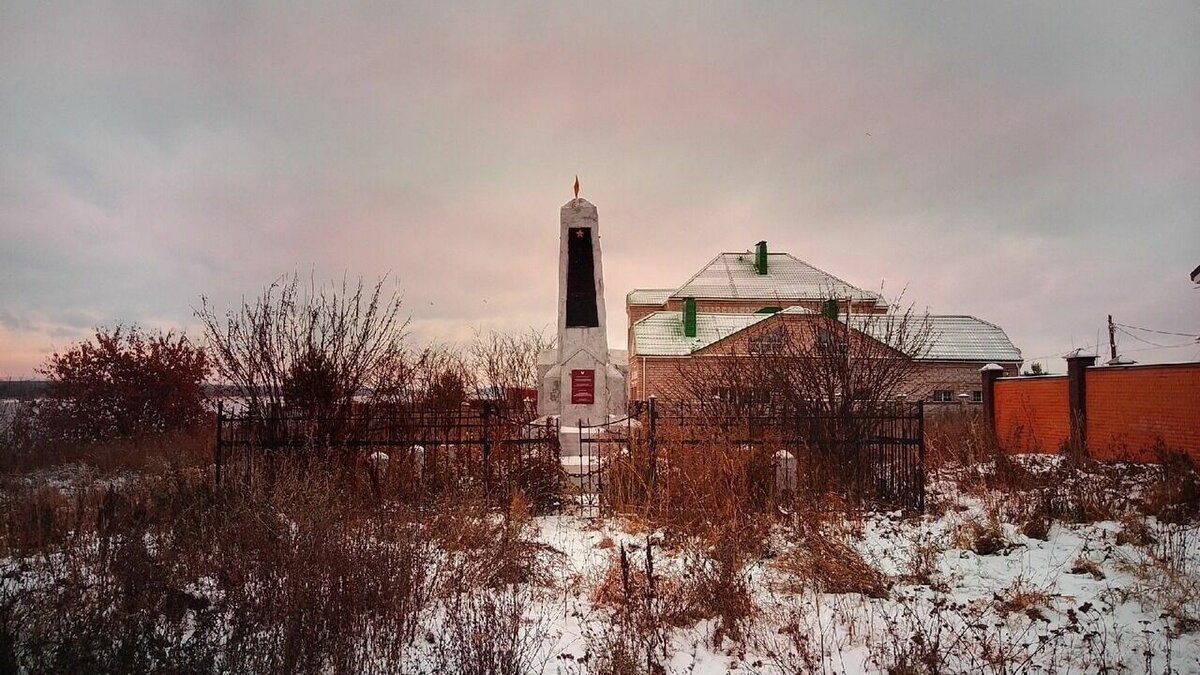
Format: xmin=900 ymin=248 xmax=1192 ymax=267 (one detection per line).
xmin=748 ymin=327 xmax=786 ymax=355
xmin=971 ymin=390 xmax=983 ymax=403
xmin=931 ymin=390 xmax=953 ymax=403
xmin=817 ymin=327 xmax=847 ymax=354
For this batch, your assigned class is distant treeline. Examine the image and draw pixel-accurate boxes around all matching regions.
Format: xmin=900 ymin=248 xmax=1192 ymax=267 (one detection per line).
xmin=0 ymin=380 xmax=243 ymax=399
xmin=0 ymin=380 xmax=49 ymax=399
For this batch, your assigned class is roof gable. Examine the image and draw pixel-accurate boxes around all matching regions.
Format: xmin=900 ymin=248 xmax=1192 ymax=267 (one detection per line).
xmin=632 ymin=311 xmax=772 ymax=356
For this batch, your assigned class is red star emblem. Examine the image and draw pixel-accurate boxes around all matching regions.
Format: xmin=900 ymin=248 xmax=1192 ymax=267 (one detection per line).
xmin=575 ymin=229 xmax=584 ymax=238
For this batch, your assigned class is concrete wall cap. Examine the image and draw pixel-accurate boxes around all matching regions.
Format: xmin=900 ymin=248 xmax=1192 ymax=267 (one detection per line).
xmin=980 ymin=363 xmax=1006 ymax=372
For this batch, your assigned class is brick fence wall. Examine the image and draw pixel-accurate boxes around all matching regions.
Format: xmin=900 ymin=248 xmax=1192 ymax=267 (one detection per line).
xmin=993 ymin=376 xmax=1071 ymax=453
xmin=1086 ymin=363 xmax=1200 ymax=461
xmin=986 ymin=359 xmax=1200 ymax=462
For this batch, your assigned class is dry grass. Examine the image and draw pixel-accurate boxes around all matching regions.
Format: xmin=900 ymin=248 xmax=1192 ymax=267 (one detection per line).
xmin=774 ymin=525 xmax=890 ymax=599
xmin=953 ymin=513 xmax=1006 ymax=556
xmin=0 ymin=434 xmax=558 ymax=674
xmin=995 ymin=576 xmax=1053 ymax=621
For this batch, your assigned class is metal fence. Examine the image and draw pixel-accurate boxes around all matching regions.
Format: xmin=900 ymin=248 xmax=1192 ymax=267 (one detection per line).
xmin=563 ymin=398 xmax=926 ymax=515
xmin=215 ymin=398 xmax=925 ymax=516
xmin=215 ymin=401 xmax=562 ymax=512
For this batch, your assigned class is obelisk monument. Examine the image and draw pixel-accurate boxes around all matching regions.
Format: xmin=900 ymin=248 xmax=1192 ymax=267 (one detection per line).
xmin=537 ymin=180 xmax=627 ymax=423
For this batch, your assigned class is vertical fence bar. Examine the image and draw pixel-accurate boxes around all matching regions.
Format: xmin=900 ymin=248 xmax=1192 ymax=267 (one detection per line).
xmin=916 ymin=400 xmax=926 ymax=513
xmin=215 ymin=400 xmax=224 ymax=488
xmin=647 ymin=396 xmax=658 ymax=506
xmin=482 ymin=403 xmax=492 ymax=500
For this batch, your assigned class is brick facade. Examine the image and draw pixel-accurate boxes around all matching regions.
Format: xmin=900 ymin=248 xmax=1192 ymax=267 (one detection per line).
xmin=628 ymin=313 xmax=1019 ymax=404
xmin=989 ymin=362 xmax=1200 ymax=462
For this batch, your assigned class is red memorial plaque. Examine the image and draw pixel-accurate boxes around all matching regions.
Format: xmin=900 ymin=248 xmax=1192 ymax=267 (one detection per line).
xmin=570 ymin=369 xmax=595 ymax=405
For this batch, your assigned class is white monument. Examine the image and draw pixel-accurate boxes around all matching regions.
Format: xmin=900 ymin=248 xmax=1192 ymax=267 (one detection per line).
xmin=537 ymin=182 xmax=627 ymax=425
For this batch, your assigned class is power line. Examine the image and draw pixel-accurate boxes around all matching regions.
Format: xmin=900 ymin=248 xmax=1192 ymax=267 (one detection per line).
xmin=1114 ymin=323 xmax=1200 ymax=339
xmin=1116 ymin=326 xmax=1198 ymax=349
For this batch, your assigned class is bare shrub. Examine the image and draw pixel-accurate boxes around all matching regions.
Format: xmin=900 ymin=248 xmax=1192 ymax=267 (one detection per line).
xmin=678 ymin=521 xmax=763 ymax=646
xmin=589 ymin=542 xmax=673 ymax=673
xmin=2 ymin=458 xmax=441 ymax=674
xmin=198 ymin=272 xmax=409 ymax=445
xmin=427 ymin=587 xmax=552 ymax=675
xmin=605 ymin=420 xmax=780 ymax=534
xmin=430 ymin=495 xmax=563 ymax=589
xmin=1143 ymin=449 xmax=1200 ymax=524
xmin=0 ymin=485 xmax=72 ymax=555
xmin=923 ymin=406 xmax=996 ymax=467
xmin=1 ymin=428 xmax=212 ymax=478
xmin=469 ymin=327 xmax=554 ymax=410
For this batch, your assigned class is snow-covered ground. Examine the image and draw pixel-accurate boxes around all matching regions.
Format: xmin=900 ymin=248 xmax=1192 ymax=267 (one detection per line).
xmin=517 ymin=456 xmax=1200 ymax=674
xmin=2 ymin=454 xmax=1197 ymax=673
xmin=523 ymin=520 xmax=1199 ymax=672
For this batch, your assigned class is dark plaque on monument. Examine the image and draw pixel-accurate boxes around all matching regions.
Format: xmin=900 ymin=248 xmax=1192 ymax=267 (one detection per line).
xmin=571 ymin=369 xmax=595 ymax=404
xmin=565 ymin=227 xmax=599 ymax=327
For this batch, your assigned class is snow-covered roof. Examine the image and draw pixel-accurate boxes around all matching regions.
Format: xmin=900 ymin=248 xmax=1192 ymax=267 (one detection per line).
xmin=632 ymin=311 xmax=772 ymax=356
xmin=634 ymin=310 xmax=1020 ymax=362
xmin=671 ymin=252 xmax=884 ymax=305
xmin=626 ymin=289 xmax=674 ymax=305
xmin=852 ymin=314 xmax=1022 ymax=363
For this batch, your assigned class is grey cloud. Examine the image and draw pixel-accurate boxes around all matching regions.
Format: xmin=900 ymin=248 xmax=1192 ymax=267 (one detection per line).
xmin=1 ymin=1 xmax=1198 ymax=376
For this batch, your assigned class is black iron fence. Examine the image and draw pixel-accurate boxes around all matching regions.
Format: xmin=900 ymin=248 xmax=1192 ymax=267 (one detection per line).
xmin=215 ymin=401 xmax=562 ymax=512
xmin=215 ymin=398 xmax=925 ymax=516
xmin=571 ymin=399 xmax=926 ymax=515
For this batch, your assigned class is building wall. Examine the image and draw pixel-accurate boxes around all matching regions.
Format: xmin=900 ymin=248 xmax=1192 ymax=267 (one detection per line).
xmin=909 ymin=362 xmax=1019 ymax=408
xmin=1085 ymin=363 xmax=1200 ymax=461
xmin=628 ymin=314 xmax=1017 ymax=405
xmin=993 ymin=376 xmax=1071 ymax=453
xmin=627 ymin=304 xmax=660 ymax=327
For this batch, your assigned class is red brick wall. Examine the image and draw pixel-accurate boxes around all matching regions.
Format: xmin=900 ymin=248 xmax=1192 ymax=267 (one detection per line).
xmin=1085 ymin=363 xmax=1200 ymax=462
xmin=993 ymin=376 xmax=1071 ymax=453
xmin=991 ymin=363 xmax=1200 ymax=462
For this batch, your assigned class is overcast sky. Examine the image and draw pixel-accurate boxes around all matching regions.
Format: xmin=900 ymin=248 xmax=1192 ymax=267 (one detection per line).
xmin=2 ymin=1 xmax=1198 ymax=378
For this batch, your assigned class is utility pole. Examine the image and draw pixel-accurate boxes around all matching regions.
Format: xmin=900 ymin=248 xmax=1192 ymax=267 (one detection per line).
xmin=1107 ymin=314 xmax=1117 ymax=363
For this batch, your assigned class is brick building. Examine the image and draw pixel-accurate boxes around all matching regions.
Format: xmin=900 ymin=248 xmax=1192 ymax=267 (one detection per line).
xmin=627 ymin=242 xmax=1022 ymax=404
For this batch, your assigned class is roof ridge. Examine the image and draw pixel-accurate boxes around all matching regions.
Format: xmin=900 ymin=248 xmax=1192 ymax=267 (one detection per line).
xmin=926 ymin=313 xmax=1004 ymax=329
xmin=670 ymin=253 xmax=724 ymax=298
xmin=721 ymin=254 xmax=738 ymax=298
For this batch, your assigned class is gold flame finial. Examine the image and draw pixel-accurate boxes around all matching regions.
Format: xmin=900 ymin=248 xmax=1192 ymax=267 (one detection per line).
xmin=573 ymin=175 xmax=580 ymax=199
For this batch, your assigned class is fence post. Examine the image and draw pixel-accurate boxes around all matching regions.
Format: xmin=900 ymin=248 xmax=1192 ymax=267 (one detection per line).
xmin=916 ymin=399 xmax=925 ymax=513
xmin=1065 ymin=351 xmax=1097 ymax=458
xmin=481 ymin=403 xmax=493 ymax=498
xmin=647 ymin=396 xmax=658 ymax=504
xmin=215 ymin=400 xmax=224 ymax=488
xmin=980 ymin=363 xmax=1006 ymax=444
